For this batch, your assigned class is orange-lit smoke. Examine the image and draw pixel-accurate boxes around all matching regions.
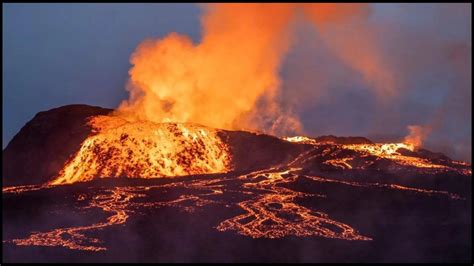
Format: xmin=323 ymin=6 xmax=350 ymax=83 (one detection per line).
xmin=403 ymin=125 xmax=432 ymax=149
xmin=302 ymin=3 xmax=397 ymax=101
xmin=116 ymin=4 xmax=300 ymax=135
xmin=116 ymin=3 xmax=401 ymax=135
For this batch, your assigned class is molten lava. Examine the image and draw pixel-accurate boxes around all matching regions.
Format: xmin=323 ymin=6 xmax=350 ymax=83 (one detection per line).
xmin=51 ymin=115 xmax=231 ymax=185
xmin=284 ymin=135 xmax=471 ymax=175
xmin=216 ymin=168 xmax=371 ymax=240
xmin=283 ymin=136 xmax=318 ymax=145
xmin=4 ymin=165 xmax=465 ymax=251
xmin=3 ymin=121 xmax=471 ymax=253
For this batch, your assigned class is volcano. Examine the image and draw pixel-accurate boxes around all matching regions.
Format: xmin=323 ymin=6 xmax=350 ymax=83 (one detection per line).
xmin=2 ymin=104 xmax=472 ymax=263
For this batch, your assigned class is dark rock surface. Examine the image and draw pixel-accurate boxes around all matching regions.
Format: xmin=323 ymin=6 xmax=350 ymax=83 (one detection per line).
xmin=2 ymin=104 xmax=472 ymax=263
xmin=3 ymin=105 xmax=113 ymax=186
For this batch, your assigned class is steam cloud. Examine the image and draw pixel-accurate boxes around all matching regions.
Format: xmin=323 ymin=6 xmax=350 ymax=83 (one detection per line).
xmin=116 ymin=3 xmax=471 ymax=161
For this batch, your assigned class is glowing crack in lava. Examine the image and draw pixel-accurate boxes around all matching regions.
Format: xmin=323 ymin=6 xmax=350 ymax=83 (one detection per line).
xmin=4 ymin=164 xmax=466 ymax=251
xmin=284 ymin=136 xmax=472 ymax=175
xmin=283 ymin=136 xmax=318 ymax=145
xmin=341 ymin=143 xmax=471 ymax=173
xmin=3 ymin=114 xmax=470 ymax=253
xmin=51 ymin=115 xmax=231 ymax=185
xmin=7 ymin=187 xmax=135 ymax=251
xmin=3 ymin=183 xmax=223 ymax=251
xmin=216 ymin=169 xmax=371 ymax=240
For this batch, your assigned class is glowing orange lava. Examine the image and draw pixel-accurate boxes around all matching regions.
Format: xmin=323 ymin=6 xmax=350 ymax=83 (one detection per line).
xmin=283 ymin=136 xmax=318 ymax=145
xmin=216 ymin=169 xmax=371 ymax=240
xmin=284 ymin=135 xmax=471 ymax=175
xmin=51 ymin=115 xmax=231 ymax=185
xmin=7 ymin=187 xmax=136 ymax=251
xmin=4 ymin=163 xmax=465 ymax=251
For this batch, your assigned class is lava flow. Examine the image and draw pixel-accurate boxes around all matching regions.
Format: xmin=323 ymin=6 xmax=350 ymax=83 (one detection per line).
xmin=216 ymin=168 xmax=371 ymax=240
xmin=4 ymin=161 xmax=466 ymax=252
xmin=284 ymin=135 xmax=472 ymax=175
xmin=51 ymin=115 xmax=231 ymax=185
xmin=7 ymin=187 xmax=136 ymax=251
xmin=2 ymin=109 xmax=471 ymax=255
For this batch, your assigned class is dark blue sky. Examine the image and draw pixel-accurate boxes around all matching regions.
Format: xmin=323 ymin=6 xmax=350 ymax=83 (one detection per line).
xmin=3 ymin=3 xmax=201 ymax=146
xmin=3 ymin=3 xmax=471 ymax=161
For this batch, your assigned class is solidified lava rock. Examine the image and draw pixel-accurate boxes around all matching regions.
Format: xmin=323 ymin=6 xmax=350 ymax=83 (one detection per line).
xmin=314 ymin=135 xmax=373 ymax=145
xmin=217 ymin=130 xmax=309 ymax=172
xmin=3 ymin=105 xmax=309 ymax=186
xmin=3 ymin=104 xmax=470 ymax=188
xmin=3 ymin=105 xmax=113 ymax=186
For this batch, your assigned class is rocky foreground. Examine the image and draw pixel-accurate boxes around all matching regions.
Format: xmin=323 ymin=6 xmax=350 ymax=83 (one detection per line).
xmin=2 ymin=105 xmax=472 ymax=262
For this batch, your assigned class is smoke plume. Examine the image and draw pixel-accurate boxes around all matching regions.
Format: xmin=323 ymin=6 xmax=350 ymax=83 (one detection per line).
xmin=116 ymin=3 xmax=471 ymax=161
xmin=116 ymin=3 xmax=389 ymax=135
xmin=116 ymin=3 xmax=299 ymax=134
xmin=403 ymin=125 xmax=432 ymax=149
